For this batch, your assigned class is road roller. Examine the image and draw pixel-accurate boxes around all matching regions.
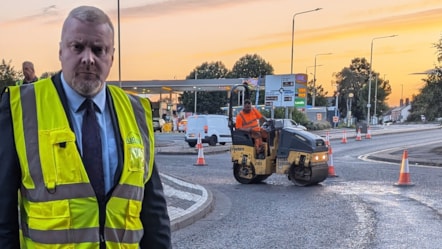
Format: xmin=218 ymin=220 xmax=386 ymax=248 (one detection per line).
xmin=228 ymin=83 xmax=329 ymax=186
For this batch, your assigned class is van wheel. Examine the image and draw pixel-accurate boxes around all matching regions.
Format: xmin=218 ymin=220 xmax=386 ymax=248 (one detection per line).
xmin=220 ymin=142 xmax=226 ymax=145
xmin=188 ymin=141 xmax=197 ymax=147
xmin=208 ymin=135 xmax=217 ymax=146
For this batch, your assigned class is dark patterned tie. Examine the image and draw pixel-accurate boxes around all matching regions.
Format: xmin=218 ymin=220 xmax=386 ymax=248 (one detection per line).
xmin=81 ymin=98 xmax=105 ymax=201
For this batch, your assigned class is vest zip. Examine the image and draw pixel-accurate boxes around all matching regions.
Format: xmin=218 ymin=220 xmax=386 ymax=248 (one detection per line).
xmin=99 ymin=198 xmax=106 ymax=249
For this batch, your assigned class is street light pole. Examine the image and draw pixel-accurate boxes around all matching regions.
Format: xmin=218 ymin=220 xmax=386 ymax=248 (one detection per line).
xmin=117 ymin=0 xmax=122 ymax=87
xmin=194 ymin=71 xmax=198 ymax=114
xmin=194 ymin=89 xmax=197 ymax=114
xmin=305 ymin=65 xmax=322 ymax=75
xmin=401 ymin=83 xmax=403 ymax=103
xmin=374 ymin=74 xmax=386 ymax=123
xmin=367 ymin=35 xmax=397 ymax=124
xmin=334 ymin=90 xmax=339 ymax=128
xmin=290 ymin=8 xmax=322 ymax=74
xmin=347 ymin=92 xmax=354 ymax=127
xmin=312 ymin=53 xmax=332 ymax=107
xmin=373 ymin=75 xmax=378 ymax=123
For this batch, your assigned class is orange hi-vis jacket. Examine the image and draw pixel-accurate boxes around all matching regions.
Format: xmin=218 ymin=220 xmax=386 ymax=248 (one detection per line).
xmin=235 ymin=108 xmax=263 ymax=132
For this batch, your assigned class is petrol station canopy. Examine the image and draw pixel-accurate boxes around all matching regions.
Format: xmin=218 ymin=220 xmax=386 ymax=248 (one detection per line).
xmin=106 ymin=74 xmax=308 ymax=102
xmin=107 ymin=78 xmax=254 ymax=95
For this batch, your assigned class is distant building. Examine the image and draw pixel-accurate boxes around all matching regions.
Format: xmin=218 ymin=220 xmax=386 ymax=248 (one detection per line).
xmin=305 ymin=106 xmax=328 ymax=122
xmin=391 ymin=104 xmax=411 ymax=123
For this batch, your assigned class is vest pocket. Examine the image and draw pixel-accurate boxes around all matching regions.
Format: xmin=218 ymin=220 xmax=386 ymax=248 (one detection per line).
xmin=40 ymin=129 xmax=85 ymax=186
xmin=126 ymin=144 xmax=145 ymax=172
xmin=126 ymin=199 xmax=142 ymax=228
xmin=53 ymin=139 xmax=84 ymax=183
xmin=28 ymin=199 xmax=71 ymax=230
xmin=123 ymin=200 xmax=143 ymax=242
xmin=106 ymin=198 xmax=143 ymax=244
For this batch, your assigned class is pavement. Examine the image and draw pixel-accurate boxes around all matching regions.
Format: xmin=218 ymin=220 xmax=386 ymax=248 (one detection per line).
xmin=157 ymin=123 xmax=442 ymax=231
xmin=155 ymin=140 xmax=230 ymax=231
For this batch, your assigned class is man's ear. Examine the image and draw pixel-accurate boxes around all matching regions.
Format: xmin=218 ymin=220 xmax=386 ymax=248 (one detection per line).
xmin=59 ymin=42 xmax=62 ymax=61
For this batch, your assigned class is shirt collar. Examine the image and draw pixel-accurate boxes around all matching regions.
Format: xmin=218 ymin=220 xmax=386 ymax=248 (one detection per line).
xmin=60 ymin=72 xmax=106 ymax=113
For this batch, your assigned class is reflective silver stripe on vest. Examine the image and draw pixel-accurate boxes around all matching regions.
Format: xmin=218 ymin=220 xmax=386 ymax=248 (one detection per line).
xmin=105 ymin=227 xmax=143 ymax=243
xmin=23 ymin=183 xmax=94 ymax=202
xmin=23 ymin=227 xmax=99 ymax=244
xmin=111 ymin=184 xmax=143 ymax=201
xmin=20 ymin=85 xmax=44 ymax=186
xmin=239 ymin=112 xmax=259 ymax=129
xmin=128 ymin=94 xmax=150 ymax=182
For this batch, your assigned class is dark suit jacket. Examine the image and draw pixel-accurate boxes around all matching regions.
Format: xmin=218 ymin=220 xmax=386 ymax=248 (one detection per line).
xmin=0 ymin=73 xmax=171 ymax=249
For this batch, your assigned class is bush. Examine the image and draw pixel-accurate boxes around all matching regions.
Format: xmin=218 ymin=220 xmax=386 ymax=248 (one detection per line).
xmin=305 ymin=120 xmax=332 ymax=130
xmin=292 ymin=108 xmax=309 ymax=126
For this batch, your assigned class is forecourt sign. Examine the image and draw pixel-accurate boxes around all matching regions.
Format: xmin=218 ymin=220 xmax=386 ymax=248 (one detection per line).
xmin=264 ymin=74 xmax=307 ymax=110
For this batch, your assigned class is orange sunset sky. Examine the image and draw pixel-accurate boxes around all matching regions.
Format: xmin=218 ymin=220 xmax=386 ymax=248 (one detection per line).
xmin=1 ymin=0 xmax=442 ymax=106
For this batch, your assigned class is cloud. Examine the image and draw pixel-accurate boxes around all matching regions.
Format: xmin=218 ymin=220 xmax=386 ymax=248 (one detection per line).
xmin=0 ymin=5 xmax=61 ymax=27
xmin=3 ymin=0 xmax=265 ymax=27
xmin=112 ymin=0 xmax=279 ymax=20
xmin=245 ymin=8 xmax=442 ymax=50
xmin=43 ymin=5 xmax=57 ymax=14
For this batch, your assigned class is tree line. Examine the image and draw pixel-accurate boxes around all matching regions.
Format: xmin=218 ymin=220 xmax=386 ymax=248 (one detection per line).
xmin=407 ymin=37 xmax=442 ymax=122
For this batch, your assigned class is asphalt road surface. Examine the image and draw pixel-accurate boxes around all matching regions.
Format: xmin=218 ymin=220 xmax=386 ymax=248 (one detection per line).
xmin=156 ymin=127 xmax=442 ymax=249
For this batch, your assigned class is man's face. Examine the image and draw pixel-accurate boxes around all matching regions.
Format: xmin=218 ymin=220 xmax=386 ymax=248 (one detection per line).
xmin=243 ymin=102 xmax=251 ymax=113
xmin=22 ymin=63 xmax=35 ymax=81
xmin=59 ymin=18 xmax=114 ymax=97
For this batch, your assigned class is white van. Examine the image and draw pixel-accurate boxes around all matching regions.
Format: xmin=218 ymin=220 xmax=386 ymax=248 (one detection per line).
xmin=184 ymin=115 xmax=231 ymax=147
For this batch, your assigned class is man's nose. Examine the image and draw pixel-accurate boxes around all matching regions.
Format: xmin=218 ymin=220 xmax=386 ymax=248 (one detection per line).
xmin=81 ymin=49 xmax=95 ymax=65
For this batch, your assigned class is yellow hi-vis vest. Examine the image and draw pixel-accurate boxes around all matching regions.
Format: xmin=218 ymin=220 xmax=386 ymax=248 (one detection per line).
xmin=16 ymin=78 xmax=39 ymax=85
xmin=8 ymin=78 xmax=155 ymax=248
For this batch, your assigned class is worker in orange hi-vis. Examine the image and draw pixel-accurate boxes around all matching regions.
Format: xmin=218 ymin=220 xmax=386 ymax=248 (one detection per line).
xmin=235 ymin=99 xmax=267 ymax=158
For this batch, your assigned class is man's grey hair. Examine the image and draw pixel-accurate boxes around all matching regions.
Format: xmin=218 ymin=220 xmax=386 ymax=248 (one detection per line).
xmin=61 ymin=6 xmax=114 ymax=40
xmin=22 ymin=61 xmax=34 ymax=69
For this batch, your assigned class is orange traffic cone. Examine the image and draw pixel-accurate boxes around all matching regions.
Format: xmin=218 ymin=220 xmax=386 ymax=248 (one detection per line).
xmin=194 ymin=133 xmax=207 ymax=166
xmin=341 ymin=130 xmax=348 ymax=144
xmin=394 ymin=149 xmax=414 ymax=186
xmin=355 ymin=128 xmax=362 ymax=141
xmin=325 ymin=131 xmax=330 ymax=146
xmin=327 ymin=146 xmax=338 ymax=177
xmin=365 ymin=126 xmax=372 ymax=139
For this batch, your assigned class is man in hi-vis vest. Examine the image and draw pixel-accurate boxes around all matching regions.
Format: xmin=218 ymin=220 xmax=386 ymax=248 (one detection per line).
xmin=0 ymin=6 xmax=171 ymax=249
xmin=16 ymin=61 xmax=39 ymax=85
xmin=235 ymin=99 xmax=268 ymax=159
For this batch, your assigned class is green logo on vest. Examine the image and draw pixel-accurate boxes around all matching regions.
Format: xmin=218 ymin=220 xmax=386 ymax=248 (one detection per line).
xmin=126 ymin=132 xmax=142 ymax=145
